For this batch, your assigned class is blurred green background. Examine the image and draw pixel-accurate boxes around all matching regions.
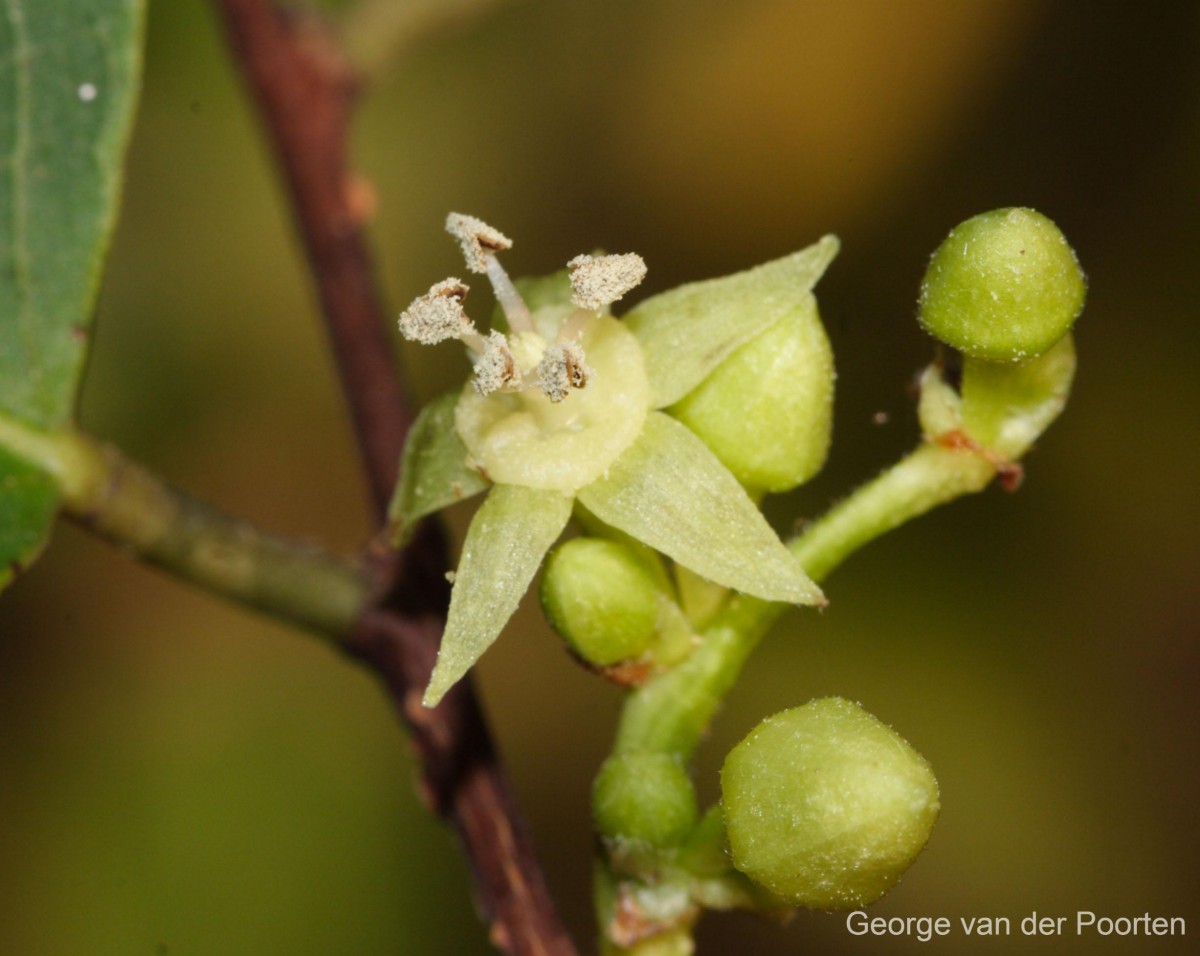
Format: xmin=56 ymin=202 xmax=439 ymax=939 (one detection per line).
xmin=2 ymin=1 xmax=1198 ymax=953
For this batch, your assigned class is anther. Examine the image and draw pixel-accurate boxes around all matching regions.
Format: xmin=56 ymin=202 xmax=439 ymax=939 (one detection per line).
xmin=398 ymin=278 xmax=475 ymax=345
xmin=445 ymin=212 xmax=533 ymax=333
xmin=567 ymin=253 xmax=647 ymax=311
xmin=473 ymin=330 xmax=522 ymax=396
xmin=445 ymin=213 xmax=512 ymax=274
xmin=538 ymin=341 xmax=592 ymax=402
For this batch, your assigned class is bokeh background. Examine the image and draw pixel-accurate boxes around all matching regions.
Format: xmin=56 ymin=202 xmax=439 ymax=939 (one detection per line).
xmin=2 ymin=1 xmax=1198 ymax=953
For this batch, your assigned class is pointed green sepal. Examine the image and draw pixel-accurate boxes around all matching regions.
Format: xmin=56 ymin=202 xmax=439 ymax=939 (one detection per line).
xmin=424 ymin=483 xmax=573 ymax=706
xmin=577 ymin=413 xmax=823 ymax=606
xmin=916 ymin=362 xmax=964 ymax=441
xmin=623 ymin=236 xmax=839 ymax=409
xmin=388 ymin=392 xmax=488 ymax=546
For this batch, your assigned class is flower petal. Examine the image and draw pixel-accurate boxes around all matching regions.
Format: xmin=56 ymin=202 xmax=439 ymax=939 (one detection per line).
xmin=623 ymin=235 xmax=839 ymax=408
xmin=387 ymin=392 xmax=488 ymax=546
xmin=424 ymin=484 xmax=574 ymax=706
xmin=576 ymin=413 xmax=823 ymax=606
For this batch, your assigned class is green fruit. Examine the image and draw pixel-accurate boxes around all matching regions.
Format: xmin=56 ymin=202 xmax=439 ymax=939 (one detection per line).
xmin=918 ymin=208 xmax=1086 ymax=363
xmin=593 ymin=752 xmax=699 ymax=850
xmin=540 ymin=538 xmax=662 ymax=666
xmin=721 ymin=698 xmax=939 ymax=909
xmin=669 ymin=298 xmax=833 ymax=493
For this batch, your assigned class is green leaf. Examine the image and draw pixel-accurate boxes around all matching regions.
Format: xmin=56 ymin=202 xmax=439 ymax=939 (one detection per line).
xmin=622 ymin=236 xmax=838 ymax=408
xmin=0 ymin=0 xmax=145 ymax=591
xmin=424 ymin=483 xmax=573 ymax=707
xmin=0 ymin=0 xmax=145 ymax=428
xmin=387 ymin=391 xmax=488 ymax=546
xmin=0 ymin=445 xmax=58 ymax=589
xmin=577 ymin=413 xmax=823 ymax=606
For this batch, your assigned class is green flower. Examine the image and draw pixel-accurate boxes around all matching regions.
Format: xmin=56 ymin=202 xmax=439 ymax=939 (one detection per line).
xmin=392 ymin=214 xmax=838 ymax=706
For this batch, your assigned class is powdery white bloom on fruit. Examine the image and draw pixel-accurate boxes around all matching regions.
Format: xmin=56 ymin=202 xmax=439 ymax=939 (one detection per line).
xmin=392 ymin=214 xmax=839 ymax=706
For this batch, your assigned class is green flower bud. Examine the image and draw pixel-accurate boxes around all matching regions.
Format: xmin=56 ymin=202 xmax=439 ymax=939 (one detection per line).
xmin=594 ymin=752 xmax=699 ymax=850
xmin=720 ymin=697 xmax=939 ymax=909
xmin=918 ymin=208 xmax=1086 ymax=363
xmin=669 ymin=298 xmax=833 ymax=493
xmin=541 ymin=538 xmax=662 ymax=666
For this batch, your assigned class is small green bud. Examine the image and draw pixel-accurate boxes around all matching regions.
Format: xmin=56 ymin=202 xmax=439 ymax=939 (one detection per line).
xmin=918 ymin=208 xmax=1086 ymax=363
xmin=721 ymin=698 xmax=939 ymax=909
xmin=594 ymin=752 xmax=699 ymax=850
xmin=669 ymin=299 xmax=833 ymax=493
xmin=541 ymin=538 xmax=662 ymax=666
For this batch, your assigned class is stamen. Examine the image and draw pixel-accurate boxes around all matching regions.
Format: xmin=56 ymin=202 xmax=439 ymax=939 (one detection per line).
xmin=473 ymin=330 xmax=522 ymax=396
xmin=485 ymin=254 xmax=535 ymax=334
xmin=537 ymin=341 xmax=592 ymax=402
xmin=445 ymin=212 xmax=512 ymax=273
xmin=398 ymin=278 xmax=475 ymax=344
xmin=444 ymin=212 xmax=533 ymax=333
xmin=567 ymin=253 xmax=647 ymax=311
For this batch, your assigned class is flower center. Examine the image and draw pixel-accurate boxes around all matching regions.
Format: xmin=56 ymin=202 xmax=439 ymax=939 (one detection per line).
xmin=397 ymin=213 xmax=652 ymax=492
xmin=456 ymin=312 xmax=650 ymax=492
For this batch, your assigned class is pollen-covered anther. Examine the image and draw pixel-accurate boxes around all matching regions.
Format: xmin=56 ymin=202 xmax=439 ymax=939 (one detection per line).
xmin=567 ymin=253 xmax=648 ymax=311
xmin=537 ymin=341 xmax=593 ymax=402
xmin=472 ymin=330 xmax=522 ymax=396
xmin=398 ymin=278 xmax=474 ymax=344
xmin=445 ymin=212 xmax=513 ymax=274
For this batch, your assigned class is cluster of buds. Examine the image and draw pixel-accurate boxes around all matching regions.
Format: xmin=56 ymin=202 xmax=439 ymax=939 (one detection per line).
xmin=398 ymin=213 xmax=647 ymax=403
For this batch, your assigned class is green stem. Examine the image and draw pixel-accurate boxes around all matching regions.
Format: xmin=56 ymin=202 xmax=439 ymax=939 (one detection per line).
xmin=614 ymin=442 xmax=996 ymax=761
xmin=0 ymin=415 xmax=369 ymax=636
xmin=791 ymin=442 xmax=996 ymax=581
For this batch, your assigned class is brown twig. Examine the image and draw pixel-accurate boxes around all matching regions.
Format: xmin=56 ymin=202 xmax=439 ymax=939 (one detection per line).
xmin=348 ymin=594 xmax=578 ymax=956
xmin=213 ymin=0 xmax=404 ymax=517
xmin=211 ymin=2 xmax=577 ymax=953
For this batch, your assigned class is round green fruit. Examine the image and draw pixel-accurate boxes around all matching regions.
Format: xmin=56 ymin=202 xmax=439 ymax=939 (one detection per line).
xmin=669 ymin=298 xmax=833 ymax=493
xmin=540 ymin=538 xmax=662 ymax=666
xmin=721 ymin=697 xmax=940 ymax=909
xmin=593 ymin=752 xmax=698 ymax=850
xmin=918 ymin=208 xmax=1085 ymax=363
